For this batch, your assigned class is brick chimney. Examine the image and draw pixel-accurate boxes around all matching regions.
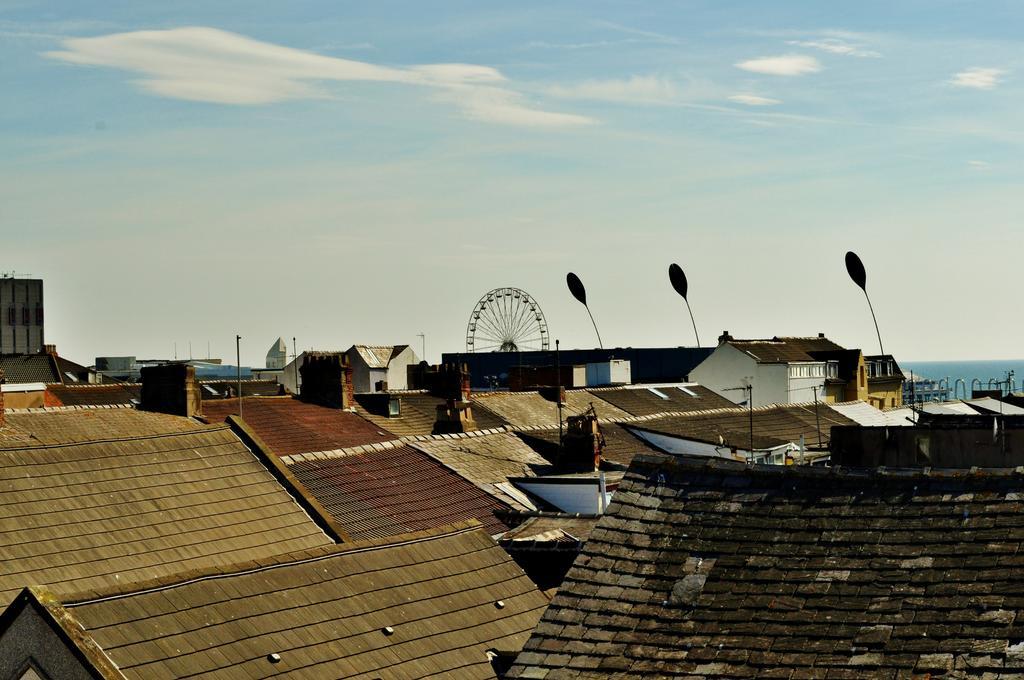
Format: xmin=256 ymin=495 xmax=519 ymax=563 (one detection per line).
xmin=433 ymin=362 xmax=476 ymax=434
xmin=299 ymin=352 xmax=353 ymax=409
xmin=140 ymin=363 xmax=201 ymax=417
xmin=0 ymin=368 xmax=6 ymax=428
xmin=718 ymin=331 xmax=733 ymax=344
xmin=559 ymin=410 xmax=604 ymax=472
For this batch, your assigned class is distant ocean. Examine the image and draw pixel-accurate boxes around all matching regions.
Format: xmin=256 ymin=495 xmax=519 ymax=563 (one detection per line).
xmin=901 ymin=360 xmax=1024 ymax=397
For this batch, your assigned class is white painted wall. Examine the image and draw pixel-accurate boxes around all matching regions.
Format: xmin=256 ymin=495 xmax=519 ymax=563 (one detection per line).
xmin=513 ymin=479 xmax=609 ymax=514
xmin=385 ymin=346 xmax=420 ymax=390
xmin=689 ymin=344 xmax=759 ymax=405
xmin=689 ymin=344 xmax=826 ymax=407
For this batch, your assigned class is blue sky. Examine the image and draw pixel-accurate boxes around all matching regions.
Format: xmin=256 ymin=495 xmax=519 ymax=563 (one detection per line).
xmin=3 ymin=1 xmax=1023 ymax=364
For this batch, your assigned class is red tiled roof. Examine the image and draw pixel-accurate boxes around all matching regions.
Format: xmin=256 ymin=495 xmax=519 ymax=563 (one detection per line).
xmin=200 ymin=396 xmax=393 ymax=457
xmin=45 ymin=383 xmax=141 ymax=406
xmin=288 ymin=445 xmax=512 ymax=540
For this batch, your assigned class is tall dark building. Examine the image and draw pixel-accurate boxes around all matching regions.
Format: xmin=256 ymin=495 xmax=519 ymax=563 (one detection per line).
xmin=0 ymin=276 xmax=44 ymax=354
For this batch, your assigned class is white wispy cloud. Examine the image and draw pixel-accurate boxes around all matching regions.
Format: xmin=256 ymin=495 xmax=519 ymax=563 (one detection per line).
xmin=967 ymin=159 xmax=991 ymax=170
xmin=728 ymin=94 xmax=781 ymax=106
xmin=44 ymin=26 xmax=593 ymax=127
xmin=785 ymin=39 xmax=880 ymax=58
xmin=547 ymin=75 xmax=679 ymax=104
xmin=735 ymin=54 xmax=822 ymax=76
xmin=949 ymin=67 xmax=1005 ymax=90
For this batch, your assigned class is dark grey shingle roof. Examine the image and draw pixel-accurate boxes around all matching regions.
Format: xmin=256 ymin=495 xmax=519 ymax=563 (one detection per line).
xmin=509 ymin=453 xmax=1024 ymax=677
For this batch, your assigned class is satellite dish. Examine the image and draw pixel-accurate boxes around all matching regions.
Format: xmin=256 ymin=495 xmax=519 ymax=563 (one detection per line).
xmin=566 ymin=272 xmax=587 ymax=306
xmin=668 ymin=263 xmax=688 ymax=300
xmin=845 ymin=251 xmax=867 ymax=291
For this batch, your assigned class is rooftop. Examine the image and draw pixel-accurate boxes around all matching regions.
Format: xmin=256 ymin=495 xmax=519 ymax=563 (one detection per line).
xmin=0 ymin=424 xmax=335 ymax=606
xmin=413 ymin=430 xmax=554 ymax=511
xmin=726 ymin=335 xmax=845 ymax=363
xmin=510 ymin=453 xmax=1024 ymax=677
xmin=199 ymin=395 xmax=394 ymax=456
xmin=0 ymin=406 xmax=200 ymax=447
xmin=286 ymin=442 xmax=514 ymax=539
xmin=625 ymin=402 xmax=858 ymax=450
xmin=18 ymin=524 xmax=549 ymax=679
xmin=354 ymin=390 xmax=506 ymax=437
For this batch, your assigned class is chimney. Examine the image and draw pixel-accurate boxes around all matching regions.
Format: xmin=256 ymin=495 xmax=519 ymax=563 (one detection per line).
xmin=718 ymin=331 xmax=733 ymax=344
xmin=818 ymin=332 xmax=826 ymax=338
xmin=43 ymin=344 xmax=57 ymax=356
xmin=140 ymin=363 xmax=201 ymax=417
xmin=299 ymin=352 xmax=353 ymax=409
xmin=0 ymin=368 xmax=6 ymax=428
xmin=433 ymin=362 xmax=477 ymax=434
xmin=559 ymin=410 xmax=603 ymax=472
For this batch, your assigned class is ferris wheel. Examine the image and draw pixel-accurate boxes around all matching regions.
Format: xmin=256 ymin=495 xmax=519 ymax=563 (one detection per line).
xmin=465 ymin=287 xmax=550 ymax=353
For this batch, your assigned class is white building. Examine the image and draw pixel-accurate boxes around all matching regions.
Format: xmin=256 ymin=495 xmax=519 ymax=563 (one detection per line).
xmin=265 ymin=337 xmax=288 ymax=369
xmin=689 ymin=333 xmax=842 ymax=408
xmin=346 ymin=345 xmax=420 ymax=393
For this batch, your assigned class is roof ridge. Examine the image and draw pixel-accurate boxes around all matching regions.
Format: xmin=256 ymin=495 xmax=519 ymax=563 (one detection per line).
xmin=631 ymin=451 xmax=1024 ymax=481
xmin=59 ymin=521 xmax=484 ymax=606
xmin=4 ymin=403 xmax=135 ymax=413
xmin=278 ymin=426 xmax=515 ymax=465
xmin=0 ymin=423 xmax=229 ymax=453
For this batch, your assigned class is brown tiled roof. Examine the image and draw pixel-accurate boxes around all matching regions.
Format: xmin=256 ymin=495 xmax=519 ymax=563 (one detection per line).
xmin=626 ymin=402 xmax=857 ymax=450
xmin=200 ymin=396 xmax=394 ymax=456
xmin=0 ymin=353 xmax=59 ymax=383
xmin=354 ymin=391 xmax=507 ymax=437
xmin=45 ymin=383 xmax=141 ymax=406
xmin=0 ymin=424 xmax=334 ymax=606
xmin=0 ymin=407 xmax=199 ymax=447
xmin=587 ymin=384 xmax=735 ymax=416
xmin=728 ymin=336 xmax=845 ymax=363
xmin=518 ymin=421 xmax=663 ymax=468
xmin=45 ymin=524 xmax=548 ymax=678
xmin=510 ymin=454 xmax=1024 ymax=677
xmin=414 ymin=431 xmax=554 ymax=510
xmin=472 ymin=390 xmax=632 ymax=429
xmin=287 ymin=444 xmax=514 ymax=539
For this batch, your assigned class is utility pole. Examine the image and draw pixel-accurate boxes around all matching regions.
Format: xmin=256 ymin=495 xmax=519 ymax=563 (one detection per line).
xmin=812 ymin=385 xmax=823 ymax=451
xmin=293 ymin=337 xmax=300 ymax=396
xmin=556 ymin=339 xmax=564 ymax=456
xmin=748 ymin=384 xmax=754 ymax=464
xmin=236 ymin=335 xmax=242 ymax=418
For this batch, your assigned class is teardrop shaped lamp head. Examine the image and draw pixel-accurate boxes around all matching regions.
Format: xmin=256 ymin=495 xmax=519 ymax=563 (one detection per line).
xmin=668 ymin=263 xmax=688 ymax=300
xmin=566 ymin=272 xmax=587 ymax=306
xmin=845 ymin=251 xmax=867 ymax=291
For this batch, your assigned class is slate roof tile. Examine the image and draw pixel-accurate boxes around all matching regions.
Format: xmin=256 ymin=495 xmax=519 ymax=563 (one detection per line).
xmin=0 ymin=353 xmax=59 ymax=383
xmin=509 ymin=454 xmax=1024 ymax=677
xmin=39 ymin=525 xmax=549 ymax=679
xmin=588 ymin=385 xmax=735 ymax=417
xmin=0 ymin=424 xmax=335 ymax=607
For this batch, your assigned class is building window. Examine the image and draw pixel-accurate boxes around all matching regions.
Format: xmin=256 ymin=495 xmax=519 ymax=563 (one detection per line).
xmin=35 ymin=303 xmax=43 ymax=325
xmin=21 ymin=307 xmax=29 ymax=325
xmin=7 ymin=306 xmax=15 ymax=326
